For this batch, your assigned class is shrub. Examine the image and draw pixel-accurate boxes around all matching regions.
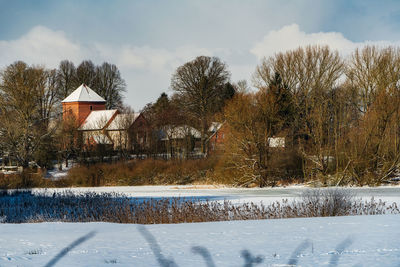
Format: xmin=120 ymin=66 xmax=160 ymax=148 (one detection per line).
xmin=0 ymin=170 xmax=53 ymax=189
xmin=62 ymin=158 xmax=219 ymax=187
xmin=301 ymin=188 xmax=355 ymax=217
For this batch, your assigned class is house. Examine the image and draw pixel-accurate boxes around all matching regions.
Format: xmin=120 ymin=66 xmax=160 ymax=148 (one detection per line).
xmin=207 ymin=122 xmax=227 ymax=152
xmin=268 ymin=137 xmax=285 ymax=148
xmin=106 ymin=112 xmax=149 ymax=152
xmin=62 ymin=84 xmax=149 ymax=153
xmin=79 ymin=109 xmax=118 ymax=147
xmin=159 ymin=125 xmax=202 ymax=158
xmin=207 ymin=121 xmax=286 ymax=152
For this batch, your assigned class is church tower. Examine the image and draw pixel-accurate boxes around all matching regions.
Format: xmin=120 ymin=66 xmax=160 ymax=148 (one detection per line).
xmin=62 ymin=84 xmax=106 ymax=125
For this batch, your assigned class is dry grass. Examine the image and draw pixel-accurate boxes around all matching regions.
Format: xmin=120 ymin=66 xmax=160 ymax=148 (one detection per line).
xmin=0 ymin=170 xmax=53 ymax=189
xmin=0 ymin=190 xmax=398 ymax=224
xmin=62 ymin=158 xmax=219 ymax=187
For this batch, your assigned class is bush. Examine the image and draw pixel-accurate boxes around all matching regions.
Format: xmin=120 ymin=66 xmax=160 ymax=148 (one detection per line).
xmin=0 ymin=170 xmax=53 ymax=189
xmin=62 ymin=158 xmax=219 ymax=187
xmin=301 ymin=188 xmax=355 ymax=217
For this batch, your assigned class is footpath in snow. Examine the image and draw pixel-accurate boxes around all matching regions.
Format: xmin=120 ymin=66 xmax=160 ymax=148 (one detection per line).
xmin=0 ymin=215 xmax=399 ymax=266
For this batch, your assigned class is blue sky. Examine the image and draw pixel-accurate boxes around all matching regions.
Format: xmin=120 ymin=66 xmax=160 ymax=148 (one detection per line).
xmin=1 ymin=0 xmax=400 ymax=110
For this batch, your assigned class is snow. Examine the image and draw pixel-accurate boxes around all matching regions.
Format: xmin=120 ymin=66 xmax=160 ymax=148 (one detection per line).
xmin=208 ymin=122 xmax=223 ymax=132
xmin=161 ymin=125 xmax=202 ymax=140
xmin=61 ymin=84 xmax=105 ymax=103
xmin=106 ymin=113 xmax=140 ymax=130
xmin=31 ymin=185 xmax=400 ymax=205
xmin=0 ymin=215 xmax=399 ymax=266
xmin=79 ymin=110 xmax=118 ymax=130
xmin=46 ymin=162 xmax=76 ymax=180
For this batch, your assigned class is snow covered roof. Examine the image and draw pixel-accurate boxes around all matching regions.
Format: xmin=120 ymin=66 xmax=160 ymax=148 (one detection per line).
xmin=208 ymin=122 xmax=223 ymax=133
xmin=62 ymin=84 xmax=106 ymax=103
xmin=106 ymin=113 xmax=141 ymax=130
xmin=161 ymin=125 xmax=201 ymax=140
xmin=79 ymin=110 xmax=118 ymax=130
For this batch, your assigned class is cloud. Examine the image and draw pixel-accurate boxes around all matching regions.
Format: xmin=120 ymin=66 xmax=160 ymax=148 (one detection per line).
xmin=94 ymin=44 xmax=212 ymax=73
xmin=0 ymin=25 xmax=212 ymax=72
xmin=2 ymin=24 xmax=400 ymax=110
xmin=0 ymin=26 xmax=214 ymax=110
xmin=250 ymin=24 xmax=400 ymax=60
xmin=0 ymin=26 xmax=90 ymax=67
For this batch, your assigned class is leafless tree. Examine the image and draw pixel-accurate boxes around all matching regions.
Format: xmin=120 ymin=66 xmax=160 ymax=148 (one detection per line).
xmin=56 ymin=60 xmax=78 ymax=100
xmin=76 ymin=60 xmax=96 ymax=87
xmin=95 ymin=62 xmax=126 ymax=109
xmin=234 ymin=80 xmax=250 ymax=94
xmin=56 ymin=114 xmax=80 ymax=169
xmin=343 ymin=46 xmax=400 ymax=184
xmin=171 ymin=56 xmax=230 ymax=153
xmin=254 ymin=45 xmax=344 ymax=179
xmin=0 ymin=61 xmax=57 ymax=168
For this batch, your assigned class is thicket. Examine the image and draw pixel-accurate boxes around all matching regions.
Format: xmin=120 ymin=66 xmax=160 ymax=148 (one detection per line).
xmin=61 ymin=158 xmax=219 ymax=187
xmin=219 ymin=45 xmax=400 ymax=187
xmin=0 ymin=189 xmax=397 ymax=223
xmin=0 ymin=170 xmax=53 ymax=189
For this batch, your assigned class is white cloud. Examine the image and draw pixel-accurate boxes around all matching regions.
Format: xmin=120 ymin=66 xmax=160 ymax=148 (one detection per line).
xmin=0 ymin=26 xmax=214 ymax=110
xmin=2 ymin=24 xmax=400 ymax=110
xmin=0 ymin=26 xmax=90 ymax=67
xmin=250 ymin=24 xmax=400 ymax=60
xmin=94 ymin=43 xmax=212 ymax=73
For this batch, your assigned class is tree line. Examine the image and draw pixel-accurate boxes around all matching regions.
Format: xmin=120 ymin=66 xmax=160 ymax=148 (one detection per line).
xmin=1 ymin=45 xmax=400 ymax=187
xmin=222 ymin=45 xmax=400 ymax=186
xmin=0 ymin=60 xmax=126 ymax=168
xmin=144 ymin=45 xmax=400 ymax=186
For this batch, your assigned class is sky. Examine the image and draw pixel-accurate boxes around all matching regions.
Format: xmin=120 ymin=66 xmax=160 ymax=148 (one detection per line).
xmin=1 ymin=0 xmax=400 ymax=110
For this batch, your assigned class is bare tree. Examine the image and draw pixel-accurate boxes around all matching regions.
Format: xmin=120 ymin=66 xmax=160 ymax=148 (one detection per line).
xmin=71 ymin=60 xmax=126 ymax=110
xmin=346 ymin=46 xmax=400 ymax=113
xmin=0 ymin=61 xmax=57 ymax=168
xmin=234 ymin=80 xmax=250 ymax=94
xmin=95 ymin=62 xmax=126 ymax=109
xmin=171 ymin=56 xmax=230 ymax=153
xmin=254 ymin=45 xmax=344 ymax=179
xmin=222 ymin=78 xmax=295 ymax=187
xmin=36 ymin=68 xmax=59 ymax=126
xmin=76 ymin=60 xmax=96 ymax=87
xmin=56 ymin=60 xmax=78 ymax=100
xmin=56 ymin=114 xmax=80 ymax=169
xmin=344 ymin=46 xmax=400 ymax=184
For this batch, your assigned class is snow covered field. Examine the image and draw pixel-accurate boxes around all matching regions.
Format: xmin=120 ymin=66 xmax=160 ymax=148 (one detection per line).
xmin=0 ymin=215 xmax=399 ymax=266
xmin=2 ymin=185 xmax=399 ymax=266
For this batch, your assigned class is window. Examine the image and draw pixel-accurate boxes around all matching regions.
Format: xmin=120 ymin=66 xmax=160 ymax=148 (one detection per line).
xmin=90 ymin=105 xmax=93 ymax=110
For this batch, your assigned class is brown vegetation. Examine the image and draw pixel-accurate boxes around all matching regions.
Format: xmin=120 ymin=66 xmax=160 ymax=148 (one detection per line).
xmin=218 ymin=45 xmax=400 ymax=186
xmin=3 ymin=46 xmax=400 ymax=187
xmin=61 ymin=158 xmax=220 ymax=187
xmin=0 ymin=170 xmax=53 ymax=189
xmin=1 ymin=189 xmax=398 ymax=224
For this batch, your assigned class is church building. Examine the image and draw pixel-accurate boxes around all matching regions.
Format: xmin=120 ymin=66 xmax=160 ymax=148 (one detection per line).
xmin=62 ymin=84 xmax=149 ymax=152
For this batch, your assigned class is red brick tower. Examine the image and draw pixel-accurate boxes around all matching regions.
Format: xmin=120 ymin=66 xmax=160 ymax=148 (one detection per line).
xmin=62 ymin=84 xmax=106 ymax=125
